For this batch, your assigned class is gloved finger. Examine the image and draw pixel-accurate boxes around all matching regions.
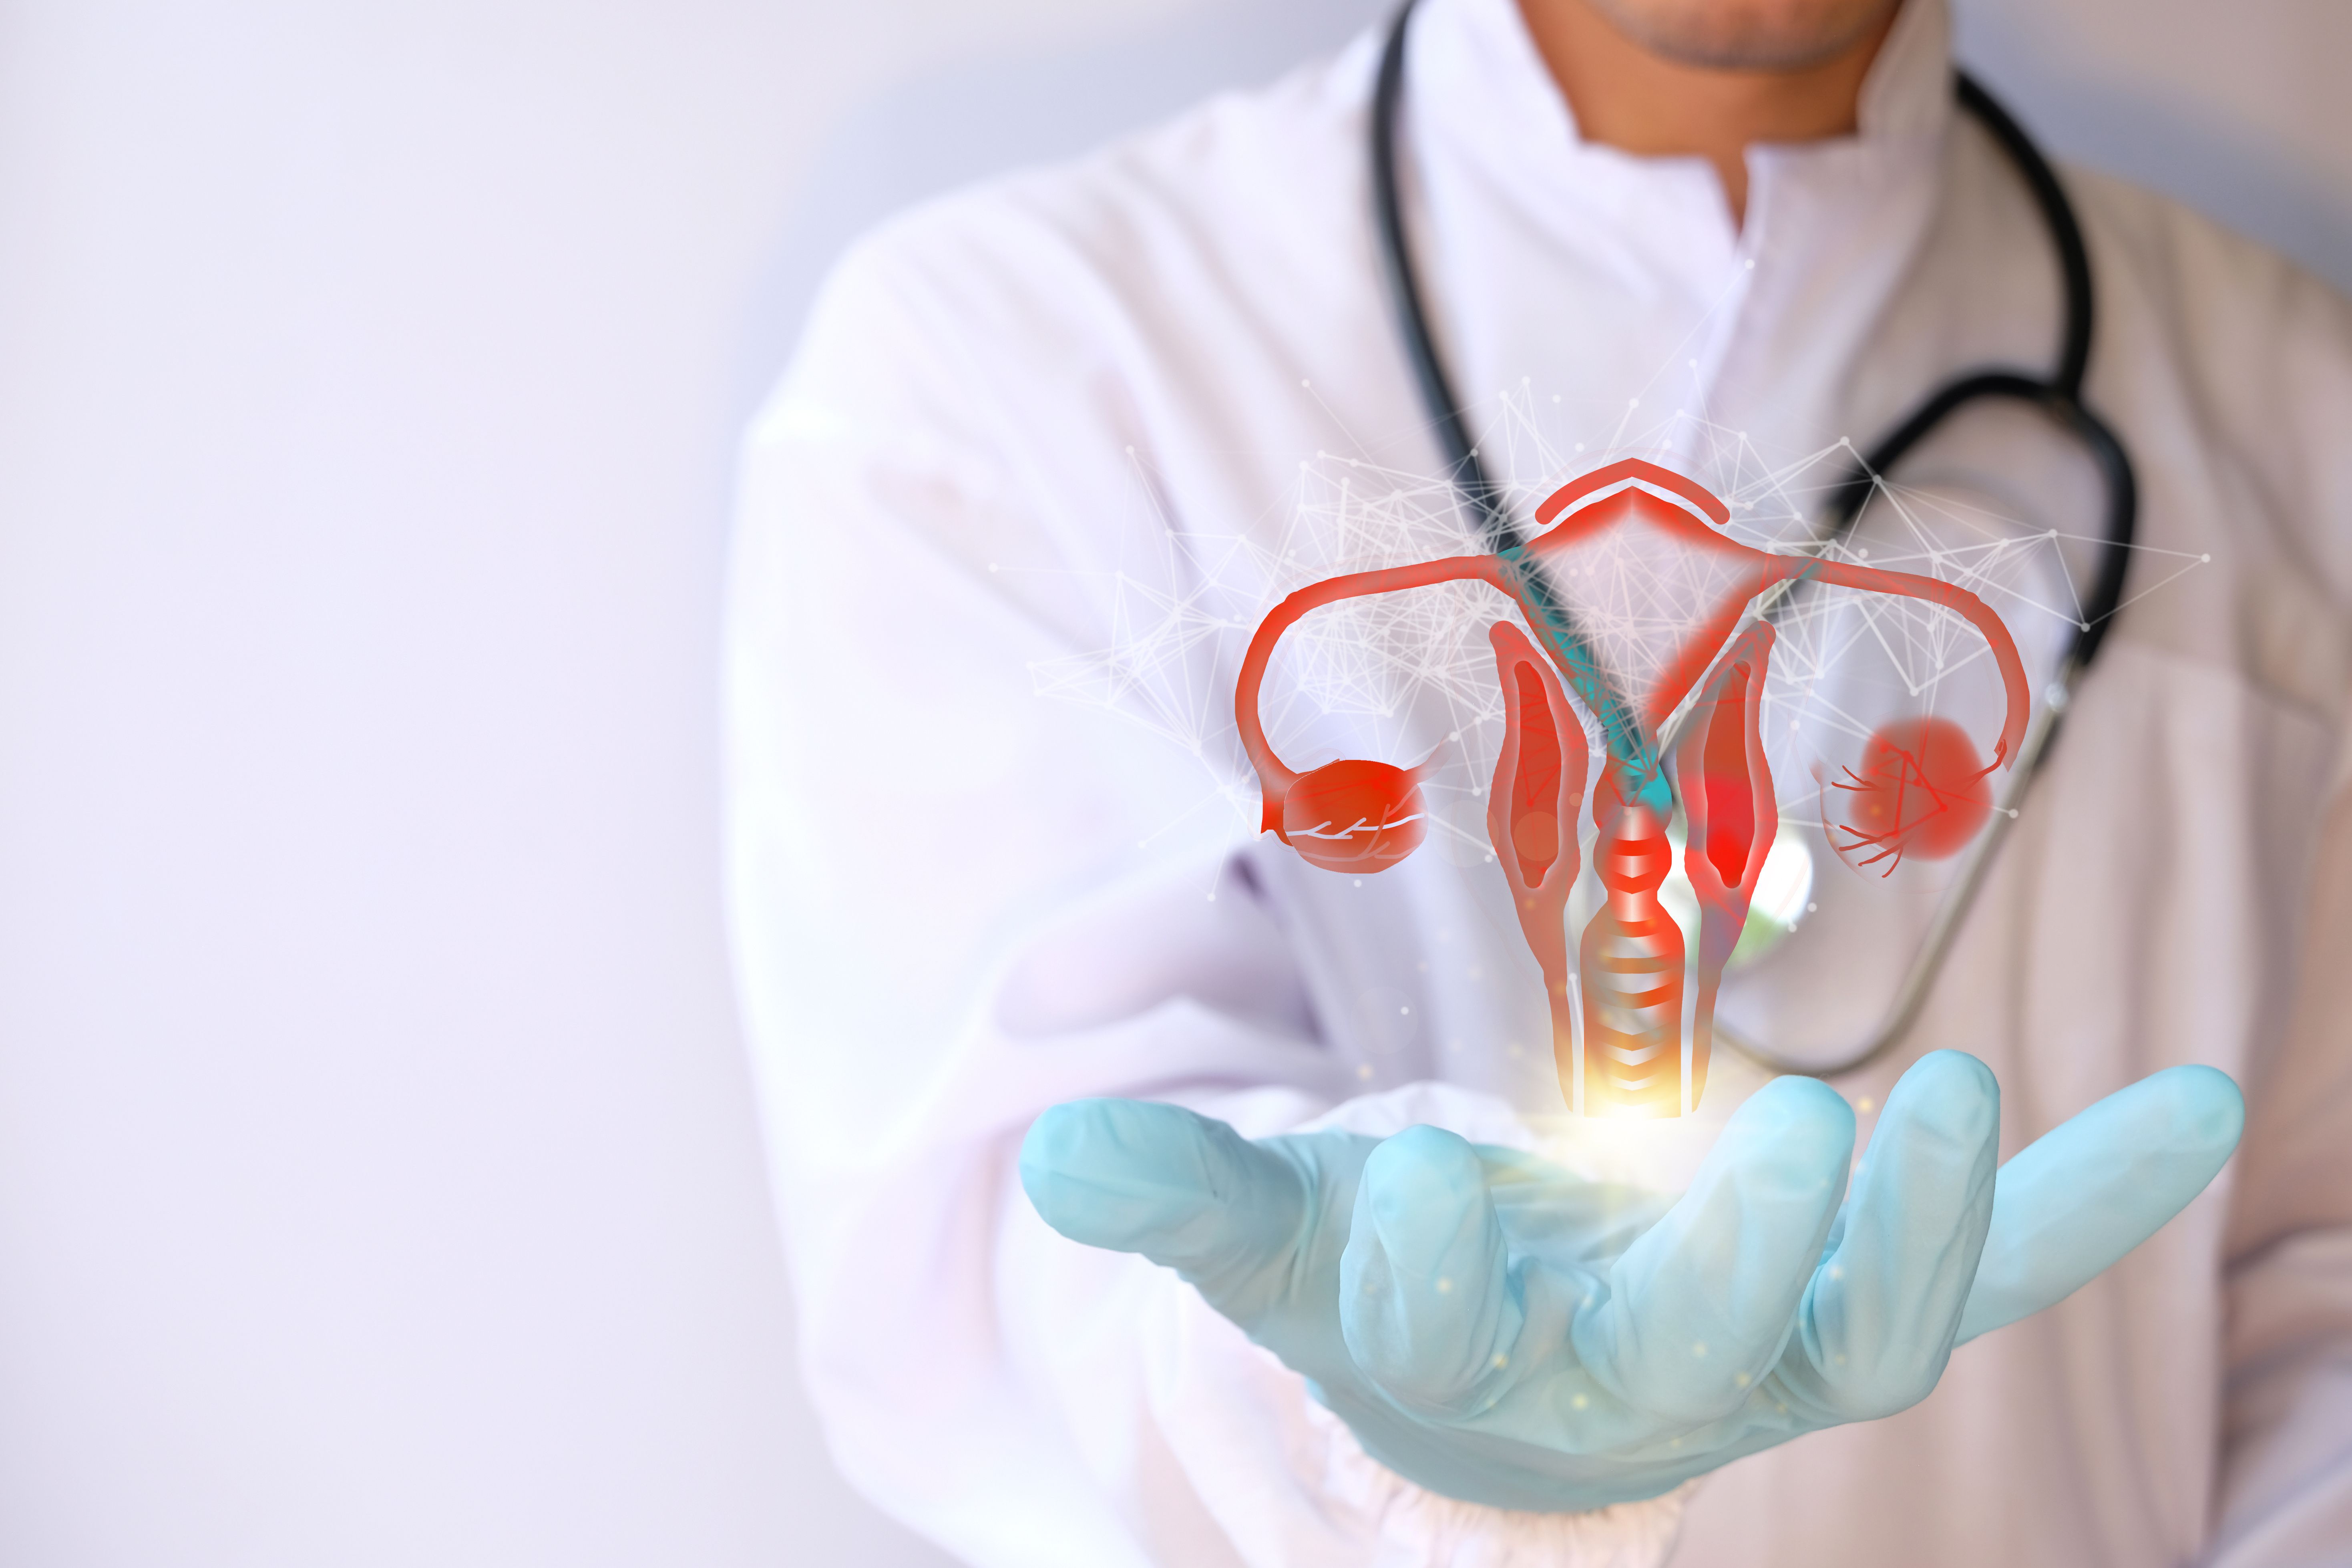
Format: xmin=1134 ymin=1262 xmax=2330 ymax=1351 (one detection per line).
xmin=1956 ymin=1064 xmax=2243 ymax=1343
xmin=1785 ymin=1050 xmax=1999 ymax=1420
xmin=1339 ymin=1125 xmax=1523 ymax=1417
xmin=1018 ymin=1098 xmax=1318 ymax=1322
xmin=1579 ymin=1076 xmax=1853 ymax=1423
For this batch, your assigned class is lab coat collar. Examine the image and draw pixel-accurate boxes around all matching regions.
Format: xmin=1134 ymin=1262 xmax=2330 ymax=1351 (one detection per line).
xmin=1410 ymin=0 xmax=1956 ymax=456
xmin=1854 ymin=0 xmax=1955 ymax=143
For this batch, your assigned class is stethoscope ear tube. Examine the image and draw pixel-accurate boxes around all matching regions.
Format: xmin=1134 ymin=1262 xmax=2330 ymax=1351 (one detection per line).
xmin=2056 ymin=398 xmax=2138 ymax=668
xmin=1954 ymin=74 xmax=2095 ymax=399
xmin=1749 ymin=392 xmax=2133 ymax=1080
xmin=1827 ymin=70 xmax=2140 ymax=669
xmin=1371 ymin=0 xmax=1505 ymax=551
xmin=1695 ymin=96 xmax=2139 ymax=1077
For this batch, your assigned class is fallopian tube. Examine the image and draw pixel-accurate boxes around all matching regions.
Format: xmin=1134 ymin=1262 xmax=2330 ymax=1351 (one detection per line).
xmin=1234 ymin=460 xmax=2029 ymax=1117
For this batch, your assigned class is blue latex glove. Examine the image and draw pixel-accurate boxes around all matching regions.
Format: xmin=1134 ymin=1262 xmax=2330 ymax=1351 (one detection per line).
xmin=1019 ymin=1052 xmax=2241 ymax=1511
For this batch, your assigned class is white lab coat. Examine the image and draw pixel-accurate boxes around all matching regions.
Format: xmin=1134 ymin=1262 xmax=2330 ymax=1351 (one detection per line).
xmin=726 ymin=0 xmax=2352 ymax=1560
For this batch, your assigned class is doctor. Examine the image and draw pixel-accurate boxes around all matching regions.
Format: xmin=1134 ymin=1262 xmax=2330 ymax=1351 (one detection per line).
xmin=728 ymin=0 xmax=2352 ymax=1560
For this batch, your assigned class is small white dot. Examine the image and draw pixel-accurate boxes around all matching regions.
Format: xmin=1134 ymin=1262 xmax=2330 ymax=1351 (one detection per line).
xmin=987 ymin=562 xmax=999 ymax=572
xmin=1574 ymin=442 xmax=1586 ymax=452
xmin=1628 ymin=397 xmax=1640 ymax=408
xmin=1436 ymin=1277 xmax=1453 ymax=1294
xmin=1572 ymin=1393 xmax=1589 ymax=1410
xmin=1744 ymin=258 xmax=1756 ymax=269
xmin=2201 ymin=553 xmax=2211 ymax=563
xmin=1354 ymin=878 xmax=1365 ymax=887
xmin=1807 ymin=902 xmax=1818 ymax=912
xmin=1399 ymin=1005 xmax=1411 ymax=1016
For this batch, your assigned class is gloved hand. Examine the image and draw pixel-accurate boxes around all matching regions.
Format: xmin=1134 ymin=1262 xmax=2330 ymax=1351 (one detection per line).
xmin=1019 ymin=1052 xmax=2241 ymax=1512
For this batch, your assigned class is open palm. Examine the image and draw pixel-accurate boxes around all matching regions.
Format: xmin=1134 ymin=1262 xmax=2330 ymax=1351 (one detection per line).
xmin=1021 ymin=1051 xmax=2242 ymax=1512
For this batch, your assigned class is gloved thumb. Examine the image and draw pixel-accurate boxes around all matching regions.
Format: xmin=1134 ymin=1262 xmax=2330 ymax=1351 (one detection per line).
xmin=1020 ymin=1098 xmax=1315 ymax=1315
xmin=1955 ymin=1064 xmax=2243 ymax=1343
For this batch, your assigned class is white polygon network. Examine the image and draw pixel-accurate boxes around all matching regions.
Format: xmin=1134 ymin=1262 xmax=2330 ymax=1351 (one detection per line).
xmin=1027 ymin=384 xmax=2205 ymax=874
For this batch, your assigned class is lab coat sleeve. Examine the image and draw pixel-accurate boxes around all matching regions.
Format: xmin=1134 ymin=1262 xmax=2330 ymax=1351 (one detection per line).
xmin=2208 ymin=748 xmax=2352 ymax=1563
xmin=726 ymin=219 xmax=1692 ymax=1566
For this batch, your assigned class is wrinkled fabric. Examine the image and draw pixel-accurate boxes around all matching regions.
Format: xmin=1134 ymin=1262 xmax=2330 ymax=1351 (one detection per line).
xmin=724 ymin=0 xmax=2352 ymax=1560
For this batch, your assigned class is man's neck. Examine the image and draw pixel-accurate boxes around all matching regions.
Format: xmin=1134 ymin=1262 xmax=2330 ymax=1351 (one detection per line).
xmin=1517 ymin=0 xmax=1899 ymax=225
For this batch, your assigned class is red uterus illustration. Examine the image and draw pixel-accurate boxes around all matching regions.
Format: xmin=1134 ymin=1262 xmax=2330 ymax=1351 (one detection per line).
xmin=1234 ymin=460 xmax=2029 ymax=1116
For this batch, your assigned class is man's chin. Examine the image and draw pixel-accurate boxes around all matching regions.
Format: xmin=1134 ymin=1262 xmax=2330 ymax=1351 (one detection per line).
xmin=1576 ymin=0 xmax=1903 ymax=73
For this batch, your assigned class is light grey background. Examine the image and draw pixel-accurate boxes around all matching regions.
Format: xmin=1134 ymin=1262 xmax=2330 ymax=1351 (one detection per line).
xmin=0 ymin=2 xmax=2344 ymax=1565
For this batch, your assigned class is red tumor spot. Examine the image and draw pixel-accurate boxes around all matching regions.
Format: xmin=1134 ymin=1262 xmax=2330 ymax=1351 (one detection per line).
xmin=1829 ymin=715 xmax=1993 ymax=873
xmin=1281 ymin=759 xmax=1427 ymax=874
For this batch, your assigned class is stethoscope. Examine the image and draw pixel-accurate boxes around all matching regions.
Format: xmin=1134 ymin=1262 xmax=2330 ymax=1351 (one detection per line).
xmin=1368 ymin=0 xmax=2137 ymax=1079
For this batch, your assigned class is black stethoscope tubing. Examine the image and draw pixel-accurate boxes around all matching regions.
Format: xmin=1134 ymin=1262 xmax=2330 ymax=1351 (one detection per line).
xmin=1368 ymin=0 xmax=2139 ymax=1078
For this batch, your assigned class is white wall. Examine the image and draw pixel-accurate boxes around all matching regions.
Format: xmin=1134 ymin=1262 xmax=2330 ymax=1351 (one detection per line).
xmin=0 ymin=2 xmax=2343 ymax=1566
xmin=1956 ymin=0 xmax=2352 ymax=296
